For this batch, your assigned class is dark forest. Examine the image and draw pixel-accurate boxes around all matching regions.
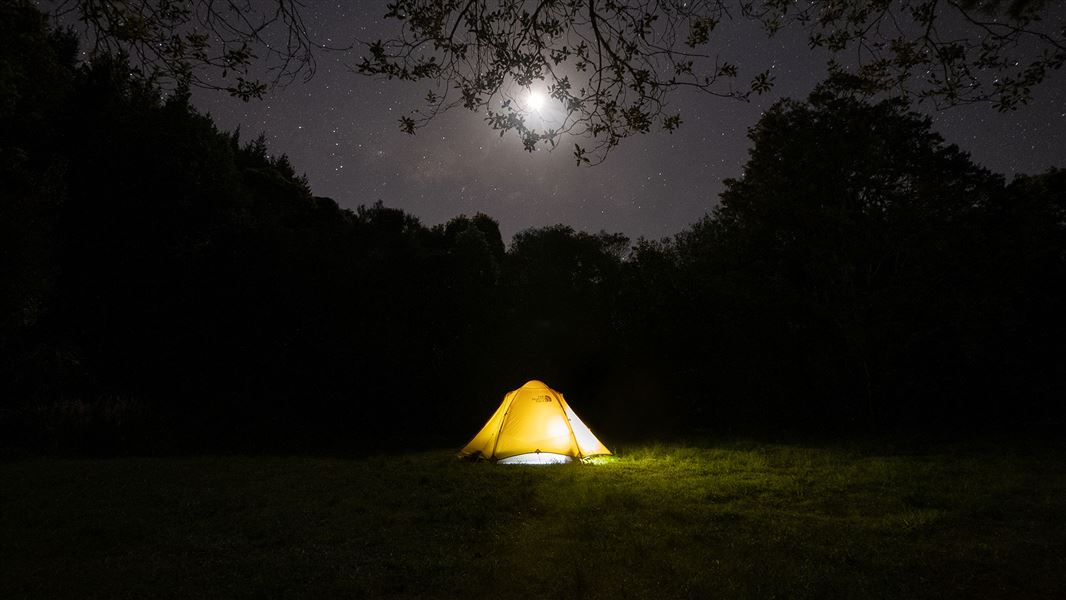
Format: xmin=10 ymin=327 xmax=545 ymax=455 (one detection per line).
xmin=3 ymin=1 xmax=1063 ymax=455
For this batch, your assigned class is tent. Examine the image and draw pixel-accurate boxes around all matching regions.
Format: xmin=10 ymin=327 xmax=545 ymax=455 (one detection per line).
xmin=459 ymin=380 xmax=612 ymax=464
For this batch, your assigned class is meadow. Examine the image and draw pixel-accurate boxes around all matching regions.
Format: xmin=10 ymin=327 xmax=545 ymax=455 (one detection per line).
xmin=2 ymin=439 xmax=1064 ymax=599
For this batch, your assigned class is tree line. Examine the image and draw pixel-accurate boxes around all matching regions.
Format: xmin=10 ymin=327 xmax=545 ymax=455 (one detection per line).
xmin=2 ymin=1 xmax=1063 ymax=452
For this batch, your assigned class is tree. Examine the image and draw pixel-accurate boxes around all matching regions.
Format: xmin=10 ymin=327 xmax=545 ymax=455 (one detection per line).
xmin=357 ymin=0 xmax=1066 ymax=163
xmin=38 ymin=1 xmax=1065 ymax=162
xmin=42 ymin=0 xmax=318 ymax=99
xmin=501 ymin=225 xmax=628 ymax=396
xmin=675 ymin=87 xmax=1026 ymax=427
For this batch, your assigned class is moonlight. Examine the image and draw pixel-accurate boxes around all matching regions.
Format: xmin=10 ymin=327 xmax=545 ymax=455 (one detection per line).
xmin=525 ymin=89 xmax=546 ymax=112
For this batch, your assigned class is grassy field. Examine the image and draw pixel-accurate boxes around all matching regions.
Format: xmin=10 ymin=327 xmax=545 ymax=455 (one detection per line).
xmin=2 ymin=439 xmax=1064 ymax=599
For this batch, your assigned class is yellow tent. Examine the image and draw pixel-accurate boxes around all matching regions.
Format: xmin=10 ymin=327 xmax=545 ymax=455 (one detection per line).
xmin=459 ymin=380 xmax=612 ymax=464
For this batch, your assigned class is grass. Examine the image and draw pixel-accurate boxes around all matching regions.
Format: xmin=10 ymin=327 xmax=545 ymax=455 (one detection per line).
xmin=2 ymin=439 xmax=1064 ymax=599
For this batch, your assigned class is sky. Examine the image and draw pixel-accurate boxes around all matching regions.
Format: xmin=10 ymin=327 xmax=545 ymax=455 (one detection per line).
xmin=193 ymin=3 xmax=1066 ymax=242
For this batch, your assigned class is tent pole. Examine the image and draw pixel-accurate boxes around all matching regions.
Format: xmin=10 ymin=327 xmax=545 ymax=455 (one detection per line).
xmin=489 ymin=391 xmax=517 ymax=461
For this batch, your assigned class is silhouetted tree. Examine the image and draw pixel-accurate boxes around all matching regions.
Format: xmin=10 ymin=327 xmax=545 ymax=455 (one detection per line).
xmin=35 ymin=1 xmax=1065 ymax=163
xmin=501 ymin=226 xmax=628 ymax=404
xmin=0 ymin=1 xmax=78 ymax=405
xmin=42 ymin=0 xmax=315 ymax=99
xmin=672 ymin=87 xmax=1062 ymax=430
xmin=357 ymin=0 xmax=1066 ymax=161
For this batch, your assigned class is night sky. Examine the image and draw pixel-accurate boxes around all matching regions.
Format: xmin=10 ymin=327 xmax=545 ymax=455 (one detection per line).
xmin=193 ymin=3 xmax=1066 ymax=241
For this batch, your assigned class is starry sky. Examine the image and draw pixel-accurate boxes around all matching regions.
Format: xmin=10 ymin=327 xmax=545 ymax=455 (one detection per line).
xmin=193 ymin=3 xmax=1066 ymax=242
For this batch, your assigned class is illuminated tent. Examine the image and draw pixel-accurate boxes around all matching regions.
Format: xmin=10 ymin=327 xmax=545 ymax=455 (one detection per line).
xmin=459 ymin=380 xmax=612 ymax=464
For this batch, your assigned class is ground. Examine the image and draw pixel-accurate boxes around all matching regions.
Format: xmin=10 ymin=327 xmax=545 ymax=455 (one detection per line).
xmin=2 ymin=439 xmax=1064 ymax=598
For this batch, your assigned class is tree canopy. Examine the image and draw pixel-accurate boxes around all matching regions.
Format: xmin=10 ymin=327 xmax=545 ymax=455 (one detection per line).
xmin=359 ymin=0 xmax=1066 ymax=162
xmin=37 ymin=1 xmax=1066 ymax=163
xmin=43 ymin=0 xmax=318 ymax=99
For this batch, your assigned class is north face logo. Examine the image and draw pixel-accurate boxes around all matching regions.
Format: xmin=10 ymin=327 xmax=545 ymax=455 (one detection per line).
xmin=533 ymin=395 xmax=552 ymax=403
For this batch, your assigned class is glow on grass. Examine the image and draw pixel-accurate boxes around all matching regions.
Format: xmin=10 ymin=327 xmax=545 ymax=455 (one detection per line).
xmin=496 ymin=453 xmax=618 ymax=465
xmin=498 ymin=453 xmax=573 ymax=465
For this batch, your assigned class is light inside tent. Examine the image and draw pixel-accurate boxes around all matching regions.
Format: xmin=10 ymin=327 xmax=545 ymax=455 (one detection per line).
xmin=458 ymin=380 xmax=612 ymax=463
xmin=547 ymin=415 xmax=570 ymax=439
xmin=497 ymin=453 xmax=573 ymax=465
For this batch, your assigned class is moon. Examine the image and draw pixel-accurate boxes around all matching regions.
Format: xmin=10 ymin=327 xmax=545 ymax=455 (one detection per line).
xmin=526 ymin=90 xmax=546 ymax=111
